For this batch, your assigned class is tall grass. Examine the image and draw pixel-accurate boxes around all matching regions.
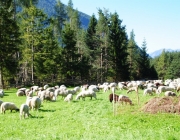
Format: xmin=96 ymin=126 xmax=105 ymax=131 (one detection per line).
xmin=0 ymin=88 xmax=180 ymax=140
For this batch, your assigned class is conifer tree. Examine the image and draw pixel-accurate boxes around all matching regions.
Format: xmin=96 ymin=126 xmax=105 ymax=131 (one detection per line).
xmin=109 ymin=12 xmax=129 ymax=81
xmin=136 ymin=39 xmax=150 ymax=79
xmin=0 ymin=0 xmax=21 ymax=88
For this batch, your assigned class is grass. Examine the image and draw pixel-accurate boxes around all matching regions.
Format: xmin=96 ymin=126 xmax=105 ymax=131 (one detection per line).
xmin=0 ymin=87 xmax=180 ymax=140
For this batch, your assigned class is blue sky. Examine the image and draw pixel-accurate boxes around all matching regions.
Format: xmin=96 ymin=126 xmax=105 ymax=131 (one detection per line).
xmin=60 ymin=0 xmax=180 ymax=53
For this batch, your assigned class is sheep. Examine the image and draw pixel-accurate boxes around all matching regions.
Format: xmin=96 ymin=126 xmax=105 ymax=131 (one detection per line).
xmin=0 ymin=100 xmax=3 ymax=106
xmin=118 ymin=82 xmax=128 ymax=90
xmin=118 ymin=95 xmax=132 ymax=105
xmin=20 ymin=104 xmax=30 ymax=119
xmin=156 ymin=86 xmax=175 ymax=95
xmin=127 ymin=86 xmax=138 ymax=94
xmin=64 ymin=94 xmax=73 ymax=102
xmin=16 ymin=90 xmax=25 ymax=96
xmin=109 ymin=93 xmax=119 ymax=103
xmin=164 ymin=91 xmax=177 ymax=97
xmin=143 ymin=88 xmax=157 ymax=96
xmin=1 ymin=102 xmax=19 ymax=114
xmin=0 ymin=89 xmax=4 ymax=98
xmin=76 ymin=89 xmax=96 ymax=100
xmin=26 ymin=96 xmax=41 ymax=111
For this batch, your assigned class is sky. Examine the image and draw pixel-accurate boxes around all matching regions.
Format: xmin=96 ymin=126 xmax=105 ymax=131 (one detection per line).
xmin=60 ymin=0 xmax=180 ymax=53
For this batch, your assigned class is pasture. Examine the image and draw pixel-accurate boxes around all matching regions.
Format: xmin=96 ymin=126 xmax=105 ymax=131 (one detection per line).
xmin=0 ymin=87 xmax=180 ymax=140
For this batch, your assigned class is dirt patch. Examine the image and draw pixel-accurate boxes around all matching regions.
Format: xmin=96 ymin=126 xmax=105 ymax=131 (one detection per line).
xmin=141 ymin=96 xmax=180 ymax=114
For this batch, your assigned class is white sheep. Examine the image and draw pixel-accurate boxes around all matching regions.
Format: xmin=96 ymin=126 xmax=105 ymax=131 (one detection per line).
xmin=76 ymin=89 xmax=96 ymax=100
xmin=20 ymin=104 xmax=30 ymax=119
xmin=0 ymin=89 xmax=4 ymax=98
xmin=118 ymin=82 xmax=127 ymax=90
xmin=118 ymin=95 xmax=132 ymax=105
xmin=26 ymin=96 xmax=41 ymax=111
xmin=16 ymin=89 xmax=26 ymax=96
xmin=64 ymin=94 xmax=73 ymax=102
xmin=157 ymin=86 xmax=175 ymax=95
xmin=164 ymin=91 xmax=177 ymax=97
xmin=143 ymin=88 xmax=157 ymax=96
xmin=1 ymin=102 xmax=19 ymax=114
xmin=127 ymin=86 xmax=138 ymax=94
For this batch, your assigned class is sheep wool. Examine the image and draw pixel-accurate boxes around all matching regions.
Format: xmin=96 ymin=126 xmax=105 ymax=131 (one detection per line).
xmin=1 ymin=102 xmax=19 ymax=114
xmin=20 ymin=104 xmax=30 ymax=119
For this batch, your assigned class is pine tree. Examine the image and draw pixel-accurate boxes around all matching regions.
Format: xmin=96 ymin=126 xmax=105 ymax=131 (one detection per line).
xmin=127 ymin=30 xmax=139 ymax=80
xmin=109 ymin=12 xmax=129 ymax=81
xmin=17 ymin=5 xmax=51 ymax=84
xmin=96 ymin=9 xmax=110 ymax=82
xmin=54 ymin=0 xmax=67 ymax=44
xmin=61 ymin=23 xmax=78 ymax=79
xmin=0 ymin=0 xmax=21 ymax=88
xmin=136 ymin=39 xmax=150 ymax=79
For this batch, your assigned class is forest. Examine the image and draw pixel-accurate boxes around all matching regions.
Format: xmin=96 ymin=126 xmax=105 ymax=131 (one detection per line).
xmin=0 ymin=0 xmax=180 ymax=88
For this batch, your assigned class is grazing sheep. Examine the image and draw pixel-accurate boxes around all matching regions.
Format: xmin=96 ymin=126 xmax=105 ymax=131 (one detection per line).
xmin=20 ymin=104 xmax=30 ymax=119
xmin=157 ymin=86 xmax=175 ymax=95
xmin=64 ymin=94 xmax=73 ymax=102
xmin=0 ymin=89 xmax=4 ymax=98
xmin=118 ymin=95 xmax=132 ymax=105
xmin=127 ymin=86 xmax=138 ymax=94
xmin=164 ymin=91 xmax=177 ymax=97
xmin=143 ymin=88 xmax=157 ymax=96
xmin=16 ymin=90 xmax=25 ymax=96
xmin=73 ymin=86 xmax=80 ymax=93
xmin=109 ymin=93 xmax=119 ymax=103
xmin=27 ymin=96 xmax=41 ymax=111
xmin=76 ymin=89 xmax=96 ymax=100
xmin=1 ymin=102 xmax=19 ymax=114
xmin=118 ymin=82 xmax=128 ymax=90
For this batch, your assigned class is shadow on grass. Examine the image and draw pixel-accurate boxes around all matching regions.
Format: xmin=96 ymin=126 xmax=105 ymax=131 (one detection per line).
xmin=29 ymin=115 xmax=44 ymax=119
xmin=38 ymin=109 xmax=56 ymax=112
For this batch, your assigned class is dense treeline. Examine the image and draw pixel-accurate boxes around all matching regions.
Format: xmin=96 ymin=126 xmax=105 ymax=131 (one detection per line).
xmin=0 ymin=0 xmax=179 ymax=88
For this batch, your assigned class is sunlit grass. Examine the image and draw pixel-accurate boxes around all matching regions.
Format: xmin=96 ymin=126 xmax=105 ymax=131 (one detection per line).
xmin=0 ymin=87 xmax=180 ymax=140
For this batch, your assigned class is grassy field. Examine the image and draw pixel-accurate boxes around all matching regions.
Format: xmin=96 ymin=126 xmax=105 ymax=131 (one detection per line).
xmin=0 ymin=87 xmax=180 ymax=140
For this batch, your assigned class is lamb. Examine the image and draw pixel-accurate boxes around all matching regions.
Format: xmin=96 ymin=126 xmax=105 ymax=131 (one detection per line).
xmin=20 ymin=104 xmax=31 ymax=119
xmin=143 ymin=88 xmax=157 ymax=96
xmin=0 ymin=89 xmax=4 ymax=98
xmin=64 ymin=94 xmax=73 ymax=102
xmin=118 ymin=95 xmax=132 ymax=105
xmin=76 ymin=89 xmax=96 ymax=100
xmin=1 ymin=102 xmax=19 ymax=114
xmin=164 ymin=91 xmax=177 ymax=97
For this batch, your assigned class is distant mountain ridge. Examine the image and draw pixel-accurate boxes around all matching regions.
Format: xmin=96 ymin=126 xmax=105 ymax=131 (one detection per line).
xmin=36 ymin=0 xmax=91 ymax=29
xmin=149 ymin=49 xmax=180 ymax=58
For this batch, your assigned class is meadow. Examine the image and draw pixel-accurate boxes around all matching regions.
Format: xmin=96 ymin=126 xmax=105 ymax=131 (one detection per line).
xmin=0 ymin=87 xmax=180 ymax=140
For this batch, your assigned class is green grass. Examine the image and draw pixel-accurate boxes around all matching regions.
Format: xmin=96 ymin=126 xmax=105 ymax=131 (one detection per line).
xmin=0 ymin=88 xmax=180 ymax=140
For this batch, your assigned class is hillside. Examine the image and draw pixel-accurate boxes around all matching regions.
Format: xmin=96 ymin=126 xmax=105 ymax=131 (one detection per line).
xmin=36 ymin=0 xmax=91 ymax=29
xmin=149 ymin=49 xmax=180 ymax=58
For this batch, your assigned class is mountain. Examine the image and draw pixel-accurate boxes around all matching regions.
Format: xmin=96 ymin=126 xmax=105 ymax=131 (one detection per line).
xmin=149 ymin=48 xmax=180 ymax=58
xmin=36 ymin=0 xmax=91 ymax=29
